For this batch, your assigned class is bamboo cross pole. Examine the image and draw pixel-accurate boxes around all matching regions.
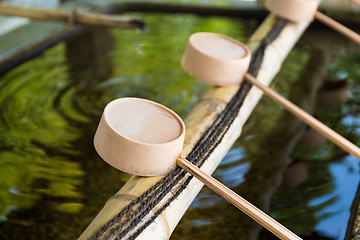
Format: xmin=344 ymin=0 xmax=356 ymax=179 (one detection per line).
xmin=314 ymin=11 xmax=360 ymax=45
xmin=244 ymin=73 xmax=360 ymax=159
xmin=177 ymin=157 xmax=301 ymax=240
xmin=353 ymin=0 xmax=360 ymax=7
xmin=0 ymin=4 xmax=145 ymax=29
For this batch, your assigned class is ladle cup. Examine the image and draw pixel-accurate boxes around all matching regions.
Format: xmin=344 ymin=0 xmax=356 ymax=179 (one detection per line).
xmin=181 ymin=32 xmax=251 ymax=86
xmin=94 ymin=97 xmax=301 ymax=240
xmin=264 ymin=0 xmax=360 ymax=45
xmin=94 ymin=97 xmax=185 ymax=176
xmin=264 ymin=0 xmax=319 ymax=22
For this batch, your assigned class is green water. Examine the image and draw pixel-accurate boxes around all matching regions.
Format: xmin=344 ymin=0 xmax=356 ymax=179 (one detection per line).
xmin=0 ymin=12 xmax=360 ymax=240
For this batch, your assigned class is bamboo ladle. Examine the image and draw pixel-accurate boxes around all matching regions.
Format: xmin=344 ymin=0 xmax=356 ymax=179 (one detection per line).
xmin=94 ymin=97 xmax=301 ymax=240
xmin=265 ymin=0 xmax=360 ymax=45
xmin=182 ymin=32 xmax=360 ymax=159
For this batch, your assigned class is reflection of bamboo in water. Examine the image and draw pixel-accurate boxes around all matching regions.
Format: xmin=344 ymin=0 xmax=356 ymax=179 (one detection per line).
xmin=231 ymin=50 xmax=330 ymax=239
xmin=315 ymin=11 xmax=360 ymax=45
xmin=177 ymin=157 xmax=301 ymax=240
xmin=245 ymin=71 xmax=360 ymax=159
xmin=241 ymin=11 xmax=360 ymax=159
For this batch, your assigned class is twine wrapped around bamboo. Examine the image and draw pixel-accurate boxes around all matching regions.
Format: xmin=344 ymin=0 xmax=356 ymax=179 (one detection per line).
xmin=0 ymin=4 xmax=145 ymax=29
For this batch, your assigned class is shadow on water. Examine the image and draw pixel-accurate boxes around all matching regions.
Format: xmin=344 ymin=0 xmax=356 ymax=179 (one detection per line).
xmin=0 ymin=11 xmax=359 ymax=240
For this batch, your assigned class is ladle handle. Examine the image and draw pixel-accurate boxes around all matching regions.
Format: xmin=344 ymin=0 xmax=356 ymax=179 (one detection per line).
xmin=176 ymin=157 xmax=302 ymax=240
xmin=353 ymin=0 xmax=360 ymax=7
xmin=315 ymin=11 xmax=360 ymax=45
xmin=244 ymin=73 xmax=360 ymax=160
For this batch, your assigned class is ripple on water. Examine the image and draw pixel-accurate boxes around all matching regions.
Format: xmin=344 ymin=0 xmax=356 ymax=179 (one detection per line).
xmin=1 ymin=11 xmax=359 ymax=240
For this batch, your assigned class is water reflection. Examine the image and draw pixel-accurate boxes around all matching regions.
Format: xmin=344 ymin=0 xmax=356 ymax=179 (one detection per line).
xmin=0 ymin=13 xmax=244 ymax=239
xmin=0 ymin=11 xmax=359 ymax=240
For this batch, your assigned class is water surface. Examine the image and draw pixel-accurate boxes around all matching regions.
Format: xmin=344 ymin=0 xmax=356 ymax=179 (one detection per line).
xmin=0 ymin=11 xmax=359 ymax=240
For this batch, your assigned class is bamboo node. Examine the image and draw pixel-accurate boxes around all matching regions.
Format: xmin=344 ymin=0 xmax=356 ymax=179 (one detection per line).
xmin=68 ymin=8 xmax=78 ymax=26
xmin=107 ymin=193 xmax=138 ymax=203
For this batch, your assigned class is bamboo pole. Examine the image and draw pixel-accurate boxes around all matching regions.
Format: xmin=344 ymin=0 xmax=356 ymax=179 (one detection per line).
xmin=177 ymin=157 xmax=301 ymax=240
xmin=244 ymin=73 xmax=360 ymax=159
xmin=0 ymin=4 xmax=145 ymax=29
xmin=79 ymin=15 xmax=309 ymax=240
xmin=315 ymin=11 xmax=360 ymax=45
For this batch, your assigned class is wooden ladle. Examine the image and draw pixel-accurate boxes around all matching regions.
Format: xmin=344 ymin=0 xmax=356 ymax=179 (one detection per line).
xmin=94 ymin=97 xmax=301 ymax=240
